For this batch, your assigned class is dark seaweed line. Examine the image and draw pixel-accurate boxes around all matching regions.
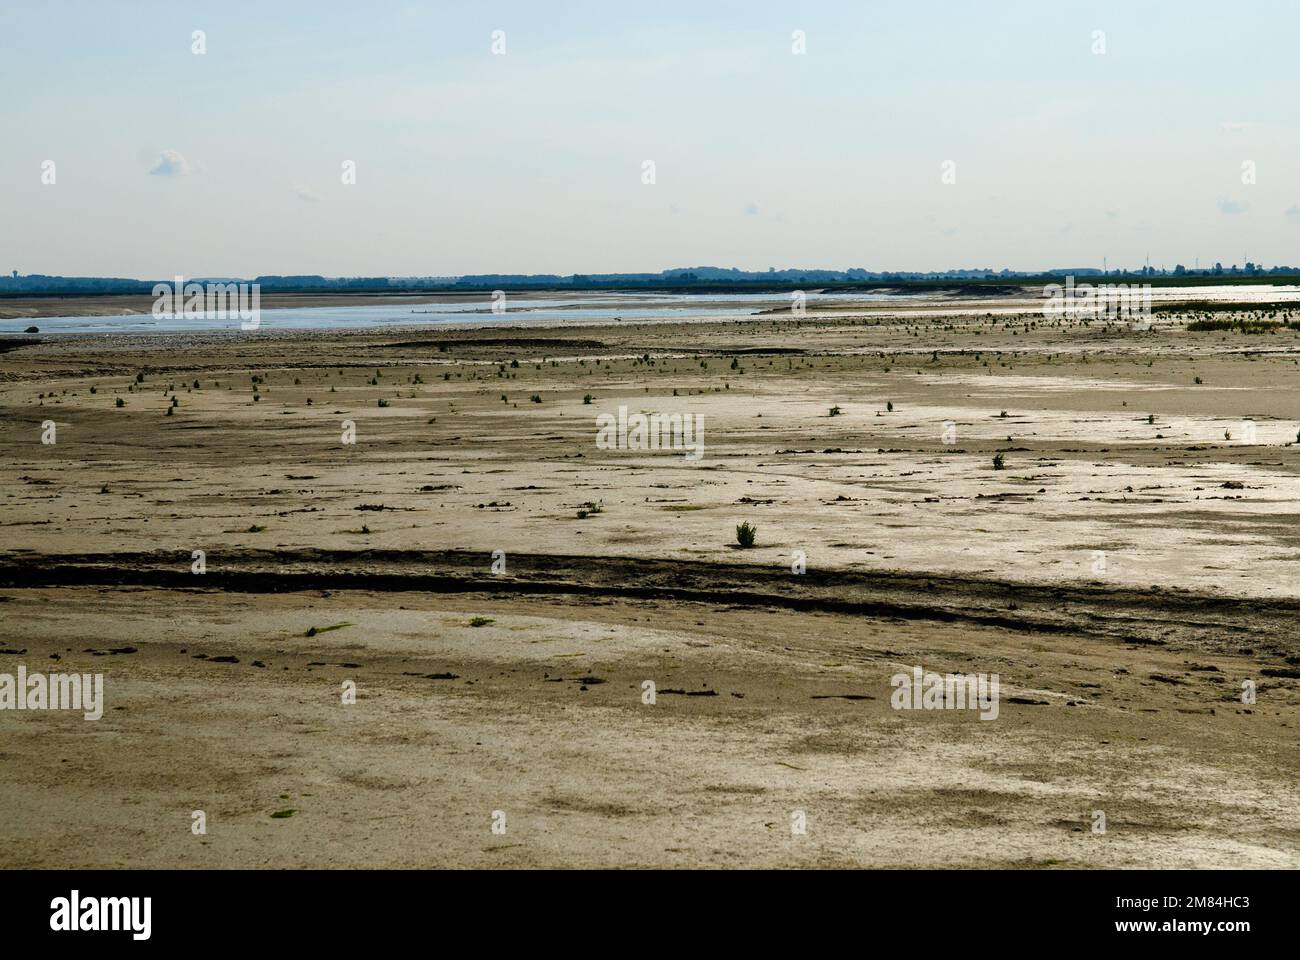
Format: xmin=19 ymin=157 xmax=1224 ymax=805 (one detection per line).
xmin=0 ymin=549 xmax=1279 ymax=645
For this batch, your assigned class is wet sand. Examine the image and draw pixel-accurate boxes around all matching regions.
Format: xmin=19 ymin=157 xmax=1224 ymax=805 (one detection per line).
xmin=1 ymin=302 xmax=1297 ymax=867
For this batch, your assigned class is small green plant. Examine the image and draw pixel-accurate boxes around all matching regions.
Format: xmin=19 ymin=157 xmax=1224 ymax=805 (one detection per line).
xmin=992 ymin=454 xmax=1006 ymax=470
xmin=469 ymin=617 xmax=494 ymax=627
xmin=828 ymin=405 xmax=842 ymax=417
xmin=886 ymin=400 xmax=894 ymax=412
xmin=530 ymin=394 xmax=542 ymax=403
xmin=1147 ymin=414 xmax=1155 ymax=424
xmin=583 ymin=394 xmax=593 ymax=404
xmin=115 ymin=397 xmax=125 ymax=408
xmin=735 ymin=521 xmax=757 ymax=548
xmin=1194 ymin=376 xmax=1203 ymax=384
xmin=377 ymin=398 xmax=390 ymax=408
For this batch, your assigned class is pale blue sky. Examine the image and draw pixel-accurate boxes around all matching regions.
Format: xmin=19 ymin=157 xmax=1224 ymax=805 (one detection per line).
xmin=2 ymin=0 xmax=1298 ymax=277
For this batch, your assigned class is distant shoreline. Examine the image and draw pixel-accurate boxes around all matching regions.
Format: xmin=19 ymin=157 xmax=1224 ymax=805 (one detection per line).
xmin=4 ymin=272 xmax=1300 ymax=306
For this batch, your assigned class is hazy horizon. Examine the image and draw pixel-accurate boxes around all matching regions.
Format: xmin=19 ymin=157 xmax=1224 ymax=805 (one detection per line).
xmin=4 ymin=0 xmax=1298 ymax=278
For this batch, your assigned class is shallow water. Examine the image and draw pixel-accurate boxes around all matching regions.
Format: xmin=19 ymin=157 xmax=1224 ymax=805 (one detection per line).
xmin=5 ymin=291 xmax=911 ymax=335
xmin=10 ymin=284 xmax=1299 ymax=335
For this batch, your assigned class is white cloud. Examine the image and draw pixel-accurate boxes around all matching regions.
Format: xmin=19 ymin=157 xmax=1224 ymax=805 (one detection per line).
xmin=148 ymin=149 xmax=191 ymax=176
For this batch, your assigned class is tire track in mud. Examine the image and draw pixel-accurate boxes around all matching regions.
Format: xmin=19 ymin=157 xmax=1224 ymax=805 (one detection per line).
xmin=0 ymin=549 xmax=1295 ymax=657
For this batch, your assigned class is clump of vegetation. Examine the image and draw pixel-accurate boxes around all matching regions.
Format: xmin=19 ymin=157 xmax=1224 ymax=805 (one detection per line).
xmin=1187 ymin=318 xmax=1283 ymax=333
xmin=828 ymin=405 xmax=842 ymax=417
xmin=115 ymin=397 xmax=125 ymax=408
xmin=469 ymin=617 xmax=494 ymax=627
xmin=886 ymin=400 xmax=894 ymax=412
xmin=247 ymin=524 xmax=266 ymax=532
xmin=576 ymin=501 xmax=603 ymax=519
xmin=1194 ymin=376 xmax=1203 ymax=385
xmin=1146 ymin=414 xmax=1155 ymax=424
xmin=377 ymin=398 xmax=390 ymax=408
xmin=992 ymin=454 xmax=1006 ymax=470
xmin=583 ymin=394 xmax=593 ymax=404
xmin=530 ymin=394 xmax=542 ymax=403
xmin=735 ymin=521 xmax=757 ymax=548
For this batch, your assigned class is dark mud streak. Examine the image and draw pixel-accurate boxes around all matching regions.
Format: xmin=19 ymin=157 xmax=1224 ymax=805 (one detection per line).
xmin=1 ymin=549 xmax=1295 ymax=652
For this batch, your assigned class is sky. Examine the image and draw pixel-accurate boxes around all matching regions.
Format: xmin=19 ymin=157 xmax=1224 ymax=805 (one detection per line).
xmin=2 ymin=0 xmax=1299 ymax=278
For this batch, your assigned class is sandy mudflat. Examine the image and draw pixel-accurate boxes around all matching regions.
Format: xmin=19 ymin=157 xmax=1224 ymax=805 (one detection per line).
xmin=1 ymin=300 xmax=1298 ymax=867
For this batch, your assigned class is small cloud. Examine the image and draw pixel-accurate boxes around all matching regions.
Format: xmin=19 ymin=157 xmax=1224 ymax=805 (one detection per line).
xmin=293 ymin=183 xmax=320 ymax=202
xmin=1217 ymin=198 xmax=1248 ymax=215
xmin=149 ymin=149 xmax=191 ymax=177
xmin=1285 ymin=205 xmax=1300 ymax=224
xmin=1220 ymin=121 xmax=1253 ymax=133
xmin=743 ymin=202 xmax=759 ymax=216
